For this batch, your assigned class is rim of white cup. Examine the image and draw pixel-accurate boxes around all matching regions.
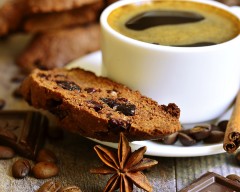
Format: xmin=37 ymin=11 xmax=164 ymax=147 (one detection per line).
xmin=100 ymin=0 xmax=240 ymax=52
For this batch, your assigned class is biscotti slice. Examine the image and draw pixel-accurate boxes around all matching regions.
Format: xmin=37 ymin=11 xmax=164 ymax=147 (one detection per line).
xmin=0 ymin=0 xmax=28 ymax=36
xmin=27 ymin=0 xmax=99 ymax=13
xmin=23 ymin=1 xmax=104 ymax=33
xmin=16 ymin=24 xmax=100 ymax=73
xmin=20 ymin=68 xmax=181 ymax=142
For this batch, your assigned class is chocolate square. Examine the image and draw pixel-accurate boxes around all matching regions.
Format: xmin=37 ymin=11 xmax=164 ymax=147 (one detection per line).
xmin=180 ymin=172 xmax=240 ymax=192
xmin=0 ymin=111 xmax=48 ymax=159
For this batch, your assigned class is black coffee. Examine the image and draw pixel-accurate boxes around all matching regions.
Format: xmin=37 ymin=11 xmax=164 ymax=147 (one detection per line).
xmin=108 ymin=0 xmax=240 ymax=47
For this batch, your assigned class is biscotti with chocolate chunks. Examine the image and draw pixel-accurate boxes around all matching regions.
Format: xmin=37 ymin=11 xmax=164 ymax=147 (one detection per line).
xmin=20 ymin=68 xmax=181 ymax=142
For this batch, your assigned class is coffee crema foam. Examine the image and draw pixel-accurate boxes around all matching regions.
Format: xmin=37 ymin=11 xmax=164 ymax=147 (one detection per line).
xmin=108 ymin=0 xmax=240 ymax=46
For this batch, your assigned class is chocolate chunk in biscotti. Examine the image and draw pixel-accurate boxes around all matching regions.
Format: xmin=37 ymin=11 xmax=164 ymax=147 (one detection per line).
xmin=0 ymin=111 xmax=48 ymax=159
xmin=20 ymin=68 xmax=181 ymax=142
xmin=16 ymin=24 xmax=100 ymax=73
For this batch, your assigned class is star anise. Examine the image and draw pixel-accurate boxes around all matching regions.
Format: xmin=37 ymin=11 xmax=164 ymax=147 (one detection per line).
xmin=90 ymin=132 xmax=158 ymax=192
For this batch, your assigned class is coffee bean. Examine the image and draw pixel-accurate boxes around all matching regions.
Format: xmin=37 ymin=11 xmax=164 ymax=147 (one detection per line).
xmin=32 ymin=162 xmax=59 ymax=179
xmin=36 ymin=149 xmax=58 ymax=163
xmin=12 ymin=159 xmax=31 ymax=178
xmin=226 ymin=174 xmax=240 ymax=183
xmin=189 ymin=125 xmax=211 ymax=140
xmin=217 ymin=120 xmax=228 ymax=132
xmin=210 ymin=124 xmax=220 ymax=131
xmin=0 ymin=99 xmax=6 ymax=110
xmin=178 ymin=132 xmax=196 ymax=146
xmin=157 ymin=122 xmax=228 ymax=147
xmin=0 ymin=146 xmax=15 ymax=159
xmin=59 ymin=186 xmax=82 ymax=192
xmin=160 ymin=132 xmax=178 ymax=145
xmin=203 ymin=130 xmax=224 ymax=144
xmin=235 ymin=151 xmax=240 ymax=165
xmin=37 ymin=180 xmax=62 ymax=192
xmin=179 ymin=129 xmax=191 ymax=135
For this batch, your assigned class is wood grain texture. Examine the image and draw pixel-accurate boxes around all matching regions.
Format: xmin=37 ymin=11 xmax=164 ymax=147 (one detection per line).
xmin=175 ymin=153 xmax=240 ymax=191
xmin=0 ymin=132 xmax=176 ymax=192
xmin=1 ymin=130 xmax=240 ymax=192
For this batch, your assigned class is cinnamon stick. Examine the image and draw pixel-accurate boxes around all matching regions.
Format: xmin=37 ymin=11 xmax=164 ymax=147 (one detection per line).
xmin=223 ymin=91 xmax=240 ymax=153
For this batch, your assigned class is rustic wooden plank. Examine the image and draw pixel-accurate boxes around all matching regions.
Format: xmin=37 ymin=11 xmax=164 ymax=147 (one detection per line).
xmin=143 ymin=156 xmax=176 ymax=192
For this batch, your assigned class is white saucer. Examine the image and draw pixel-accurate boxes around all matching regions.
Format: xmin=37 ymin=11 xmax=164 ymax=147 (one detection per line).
xmin=67 ymin=51 xmax=231 ymax=157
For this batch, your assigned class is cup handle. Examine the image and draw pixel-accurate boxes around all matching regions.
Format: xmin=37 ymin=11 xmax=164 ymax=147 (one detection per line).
xmin=230 ymin=6 xmax=240 ymax=18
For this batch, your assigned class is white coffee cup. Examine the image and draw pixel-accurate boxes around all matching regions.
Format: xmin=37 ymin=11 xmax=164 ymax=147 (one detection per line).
xmin=100 ymin=0 xmax=240 ymax=124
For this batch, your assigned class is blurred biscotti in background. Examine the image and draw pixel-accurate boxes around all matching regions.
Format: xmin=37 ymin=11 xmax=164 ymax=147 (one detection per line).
xmin=23 ymin=1 xmax=104 ymax=33
xmin=17 ymin=24 xmax=100 ymax=73
xmin=0 ymin=0 xmax=27 ymax=36
xmin=0 ymin=0 xmax=118 ymax=73
xmin=27 ymin=0 xmax=100 ymax=13
xmin=217 ymin=0 xmax=240 ymax=6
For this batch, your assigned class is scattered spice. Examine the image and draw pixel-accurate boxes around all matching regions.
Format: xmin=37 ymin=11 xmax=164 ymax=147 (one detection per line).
xmin=90 ymin=132 xmax=158 ymax=192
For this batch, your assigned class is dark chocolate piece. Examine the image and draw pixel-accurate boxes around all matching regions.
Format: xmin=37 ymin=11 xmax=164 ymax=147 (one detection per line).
xmin=180 ymin=172 xmax=240 ymax=192
xmin=0 ymin=111 xmax=48 ymax=159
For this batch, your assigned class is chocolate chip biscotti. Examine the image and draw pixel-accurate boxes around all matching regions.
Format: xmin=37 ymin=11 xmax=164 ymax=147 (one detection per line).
xmin=20 ymin=68 xmax=181 ymax=142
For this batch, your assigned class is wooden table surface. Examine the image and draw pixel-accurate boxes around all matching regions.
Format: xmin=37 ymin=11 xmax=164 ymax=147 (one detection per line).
xmin=0 ymin=27 xmax=240 ymax=192
xmin=1 ymin=129 xmax=240 ymax=192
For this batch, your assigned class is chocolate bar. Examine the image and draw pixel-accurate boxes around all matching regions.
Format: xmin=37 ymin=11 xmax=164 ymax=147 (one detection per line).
xmin=180 ymin=172 xmax=240 ymax=192
xmin=0 ymin=111 xmax=48 ymax=159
